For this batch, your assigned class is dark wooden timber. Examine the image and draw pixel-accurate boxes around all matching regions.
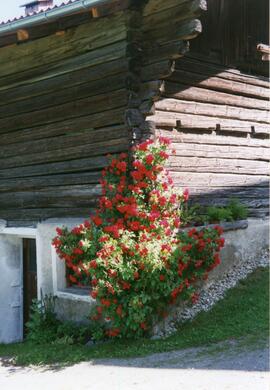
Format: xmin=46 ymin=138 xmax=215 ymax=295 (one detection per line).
xmin=0 ymin=0 xmax=268 ymax=224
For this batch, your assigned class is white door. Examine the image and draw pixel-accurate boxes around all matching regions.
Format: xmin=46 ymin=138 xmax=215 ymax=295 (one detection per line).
xmin=0 ymin=235 xmax=23 ymax=344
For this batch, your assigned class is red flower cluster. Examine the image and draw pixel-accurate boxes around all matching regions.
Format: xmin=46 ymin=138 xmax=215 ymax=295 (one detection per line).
xmin=52 ymin=137 xmax=224 ymax=339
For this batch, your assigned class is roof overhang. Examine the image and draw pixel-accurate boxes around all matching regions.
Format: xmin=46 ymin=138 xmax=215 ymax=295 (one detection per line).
xmin=0 ymin=0 xmax=112 ymax=36
xmin=20 ymin=1 xmax=51 ymax=7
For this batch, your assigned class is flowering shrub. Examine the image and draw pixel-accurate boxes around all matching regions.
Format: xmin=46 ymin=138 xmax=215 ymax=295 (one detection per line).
xmin=53 ymin=137 xmax=224 ymax=339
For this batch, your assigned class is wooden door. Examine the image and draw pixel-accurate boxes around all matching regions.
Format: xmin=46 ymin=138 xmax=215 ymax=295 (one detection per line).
xmin=23 ymin=238 xmax=37 ymax=334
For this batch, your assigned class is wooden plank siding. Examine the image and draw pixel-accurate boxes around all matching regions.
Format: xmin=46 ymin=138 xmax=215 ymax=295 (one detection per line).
xmin=0 ymin=0 xmax=268 ymax=225
xmin=190 ymin=0 xmax=269 ymax=76
xmin=0 ymin=11 xmax=130 ymax=223
xmin=153 ymin=56 xmax=269 ymax=217
xmin=139 ymin=0 xmax=269 ymax=218
xmin=0 ymin=0 xmax=204 ymax=224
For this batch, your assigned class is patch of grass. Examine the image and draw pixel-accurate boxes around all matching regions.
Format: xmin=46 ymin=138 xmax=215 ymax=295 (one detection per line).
xmin=0 ymin=267 xmax=268 ymax=366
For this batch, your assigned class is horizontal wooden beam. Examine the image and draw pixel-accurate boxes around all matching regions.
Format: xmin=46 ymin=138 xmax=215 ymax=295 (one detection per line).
xmin=0 ymin=108 xmax=125 ymax=146
xmin=177 ymin=57 xmax=270 ymax=88
xmin=163 ymin=81 xmax=269 ymax=111
xmin=169 ymin=70 xmax=269 ymax=100
xmin=156 ymin=129 xmax=270 ymax=148
xmin=17 ymin=29 xmax=29 ymax=42
xmin=167 ymin=156 xmax=269 ymax=175
xmin=152 ymin=111 xmax=270 ymax=134
xmin=155 ymin=98 xmax=270 ymax=123
xmin=0 ymin=89 xmax=127 ymax=134
xmin=0 ymin=138 xmax=128 ymax=170
xmin=0 ymin=125 xmax=127 ymax=159
xmin=0 ymin=12 xmax=126 ymax=80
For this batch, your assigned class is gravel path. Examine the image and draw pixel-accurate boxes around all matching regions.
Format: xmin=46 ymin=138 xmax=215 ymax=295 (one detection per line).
xmin=0 ymin=339 xmax=268 ymax=390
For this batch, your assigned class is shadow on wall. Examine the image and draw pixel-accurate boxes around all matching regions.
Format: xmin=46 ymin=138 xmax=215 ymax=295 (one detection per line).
xmin=188 ymin=181 xmax=269 ymax=218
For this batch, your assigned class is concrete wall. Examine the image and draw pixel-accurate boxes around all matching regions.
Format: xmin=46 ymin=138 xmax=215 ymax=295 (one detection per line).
xmin=0 ymin=217 xmax=268 ymax=343
xmin=0 ymin=234 xmax=23 ymax=344
xmin=152 ymin=217 xmax=269 ymax=337
xmin=37 ymin=218 xmax=94 ymax=323
xmin=207 ymin=218 xmax=269 ymax=286
xmin=0 ymin=218 xmax=94 ymax=343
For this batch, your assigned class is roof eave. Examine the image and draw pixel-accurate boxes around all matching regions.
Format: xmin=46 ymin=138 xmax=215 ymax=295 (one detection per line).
xmin=0 ymin=0 xmax=112 ymax=36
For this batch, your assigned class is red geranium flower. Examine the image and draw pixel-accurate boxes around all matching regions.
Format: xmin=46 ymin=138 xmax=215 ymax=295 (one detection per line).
xmin=92 ymin=215 xmax=103 ymax=226
xmin=90 ymin=260 xmax=98 ymax=269
xmin=91 ymin=290 xmax=98 ymax=299
xmin=145 ymin=154 xmax=154 ymax=165
xmin=140 ymin=322 xmax=147 ymax=330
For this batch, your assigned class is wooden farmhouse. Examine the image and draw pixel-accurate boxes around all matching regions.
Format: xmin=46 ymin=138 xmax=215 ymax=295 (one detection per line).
xmin=0 ymin=0 xmax=269 ymax=343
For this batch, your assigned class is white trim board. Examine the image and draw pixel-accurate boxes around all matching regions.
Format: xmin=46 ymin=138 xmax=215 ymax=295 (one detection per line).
xmin=0 ymin=227 xmax=37 ymax=238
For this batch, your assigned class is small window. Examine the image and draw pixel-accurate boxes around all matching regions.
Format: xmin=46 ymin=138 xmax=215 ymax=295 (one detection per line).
xmin=51 ymin=246 xmax=92 ymax=302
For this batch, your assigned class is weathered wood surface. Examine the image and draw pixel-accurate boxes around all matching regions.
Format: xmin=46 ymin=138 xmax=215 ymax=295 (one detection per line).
xmin=0 ymin=109 xmax=125 ymax=145
xmin=0 ymin=73 xmax=127 ymax=119
xmin=0 ymin=12 xmax=126 ymax=79
xmin=0 ymin=125 xmax=128 ymax=159
xmin=0 ymin=9 xmax=132 ymax=223
xmin=143 ymin=19 xmax=202 ymax=45
xmin=153 ymin=49 xmax=269 ymax=216
xmin=168 ymin=157 xmax=268 ymax=175
xmin=0 ymin=155 xmax=110 ymax=180
xmin=155 ymin=98 xmax=270 ymax=123
xmin=176 ymin=57 xmax=270 ymax=88
xmin=141 ymin=60 xmax=175 ymax=81
xmin=0 ymin=208 xmax=97 ymax=222
xmin=170 ymin=172 xmax=268 ymax=187
xmin=0 ymin=54 xmax=127 ymax=106
xmin=0 ymin=40 xmax=127 ymax=91
xmin=0 ymin=2 xmax=130 ymax=49
xmin=0 ymin=73 xmax=125 ymax=119
xmin=0 ymin=89 xmax=127 ymax=134
xmin=152 ymin=111 xmax=269 ymax=134
xmin=157 ymin=129 xmax=270 ymax=148
xmin=143 ymin=0 xmax=195 ymax=17
xmin=163 ymin=82 xmax=269 ymax=110
xmin=143 ymin=41 xmax=189 ymax=65
xmin=143 ymin=0 xmax=206 ymax=32
xmin=1 ymin=0 xmax=268 ymax=222
xmin=169 ymin=142 xmax=269 ymax=161
xmin=0 ymin=138 xmax=128 ymax=169
xmin=169 ymin=69 xmax=269 ymax=99
xmin=0 ymin=172 xmax=101 ymax=193
xmin=0 ymin=185 xmax=102 ymax=209
xmin=189 ymin=0 xmax=269 ymax=77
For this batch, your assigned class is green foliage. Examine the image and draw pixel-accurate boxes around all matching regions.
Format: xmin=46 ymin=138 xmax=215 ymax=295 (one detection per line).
xmin=180 ymin=203 xmax=204 ymax=227
xmin=1 ymin=267 xmax=268 ymax=366
xmin=26 ymin=293 xmax=60 ymax=344
xmin=53 ymin=138 xmax=224 ymax=339
xmin=179 ymin=198 xmax=248 ymax=226
xmin=227 ymin=198 xmax=248 ymax=220
xmin=205 ymin=206 xmax=233 ymax=223
xmin=26 ymin=293 xmax=92 ymax=345
xmin=205 ymin=198 xmax=249 ymax=223
xmin=55 ymin=322 xmax=92 ymax=345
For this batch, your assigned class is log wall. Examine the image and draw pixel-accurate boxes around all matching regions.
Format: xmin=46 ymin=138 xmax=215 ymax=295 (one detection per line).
xmin=0 ymin=11 xmax=130 ymax=223
xmin=136 ymin=0 xmax=269 ymax=218
xmin=153 ymin=56 xmax=269 ymax=217
xmin=0 ymin=0 xmax=268 ymax=223
xmin=0 ymin=0 xmax=204 ymax=225
xmin=190 ymin=0 xmax=269 ymax=76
